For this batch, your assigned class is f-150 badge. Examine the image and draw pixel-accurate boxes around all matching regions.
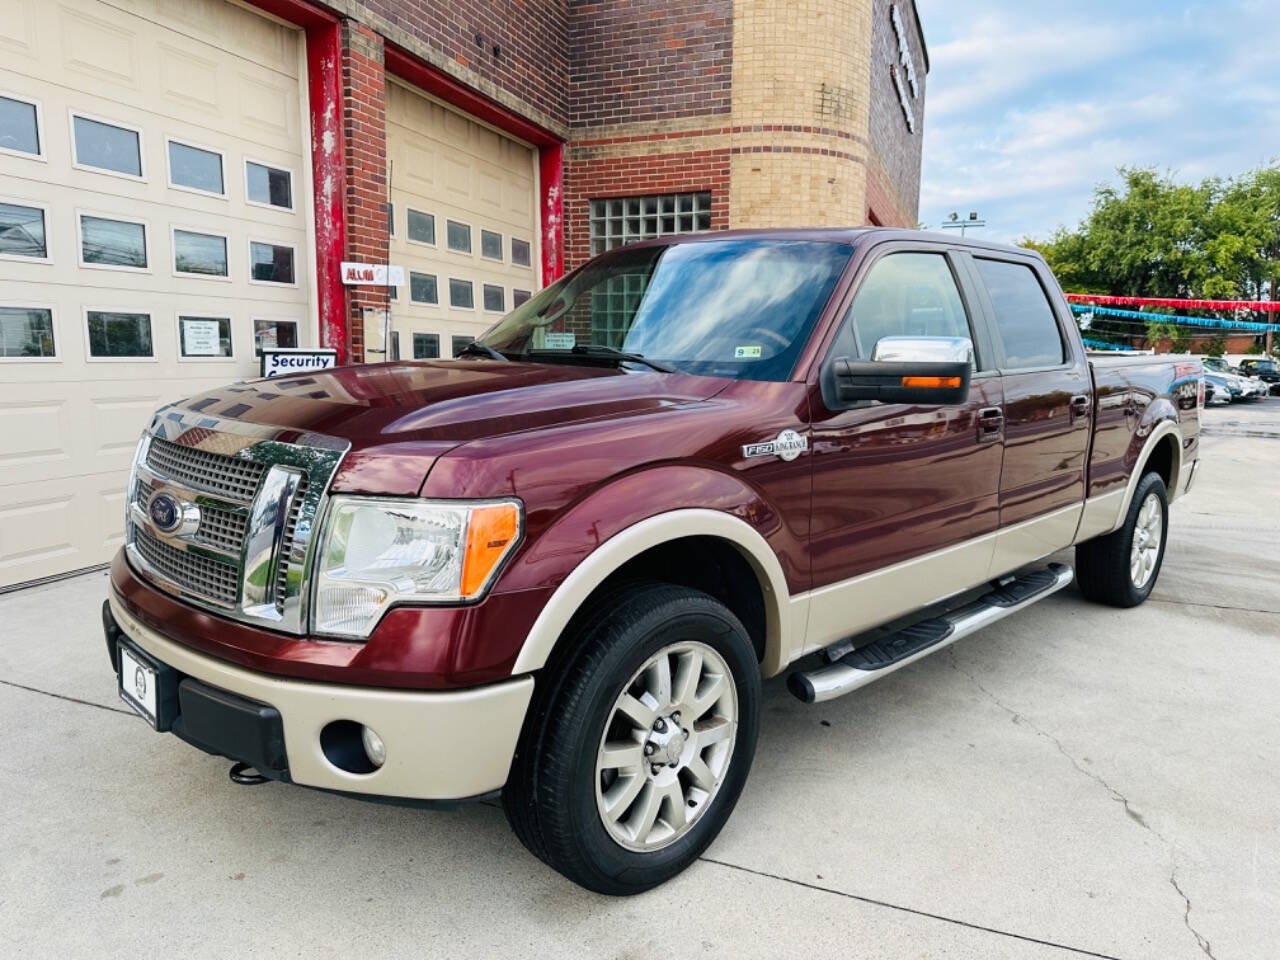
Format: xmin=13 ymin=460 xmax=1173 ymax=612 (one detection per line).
xmin=743 ymin=429 xmax=808 ymax=462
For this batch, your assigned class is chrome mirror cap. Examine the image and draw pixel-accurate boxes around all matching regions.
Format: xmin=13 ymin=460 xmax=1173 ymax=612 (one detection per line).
xmin=871 ymin=335 xmax=974 ymax=365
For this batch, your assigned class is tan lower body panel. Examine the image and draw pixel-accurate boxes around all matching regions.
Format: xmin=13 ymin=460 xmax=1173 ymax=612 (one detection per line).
xmin=109 ymin=594 xmax=533 ymax=800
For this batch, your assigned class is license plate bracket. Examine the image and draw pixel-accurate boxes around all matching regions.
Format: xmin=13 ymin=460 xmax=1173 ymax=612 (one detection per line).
xmin=117 ymin=638 xmax=179 ymax=731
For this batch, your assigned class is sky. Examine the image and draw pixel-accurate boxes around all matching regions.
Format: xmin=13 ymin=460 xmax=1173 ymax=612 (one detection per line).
xmin=914 ymin=0 xmax=1280 ymax=244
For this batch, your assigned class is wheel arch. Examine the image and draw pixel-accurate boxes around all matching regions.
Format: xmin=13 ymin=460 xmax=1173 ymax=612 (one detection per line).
xmin=1113 ymin=416 xmax=1183 ymax=530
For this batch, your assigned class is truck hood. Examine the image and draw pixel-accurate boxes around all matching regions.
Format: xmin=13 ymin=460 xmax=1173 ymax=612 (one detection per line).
xmin=171 ymin=360 xmax=727 ymax=495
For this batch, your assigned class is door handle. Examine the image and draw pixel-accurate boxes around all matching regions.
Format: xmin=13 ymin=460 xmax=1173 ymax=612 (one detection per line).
xmin=1070 ymin=394 xmax=1092 ymax=421
xmin=977 ymin=407 xmax=1003 ymax=443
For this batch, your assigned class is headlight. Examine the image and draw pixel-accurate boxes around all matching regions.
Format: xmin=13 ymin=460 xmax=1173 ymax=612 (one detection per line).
xmin=313 ymin=497 xmax=522 ymax=638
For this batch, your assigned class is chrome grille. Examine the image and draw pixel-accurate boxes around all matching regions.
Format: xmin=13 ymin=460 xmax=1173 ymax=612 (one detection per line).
xmin=274 ymin=476 xmax=309 ymax=615
xmin=136 ymin=478 xmax=248 ymax=555
xmin=146 ymin=436 xmax=265 ymax=502
xmin=133 ymin=526 xmax=239 ymax=606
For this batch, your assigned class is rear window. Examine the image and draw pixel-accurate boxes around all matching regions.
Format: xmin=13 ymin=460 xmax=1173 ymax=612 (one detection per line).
xmin=974 ymin=258 xmax=1066 ymax=369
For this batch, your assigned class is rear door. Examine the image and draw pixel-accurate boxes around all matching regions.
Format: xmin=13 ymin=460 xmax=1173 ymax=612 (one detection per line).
xmin=961 ymin=253 xmax=1091 ymax=573
xmin=803 ymin=241 xmax=1005 ymax=652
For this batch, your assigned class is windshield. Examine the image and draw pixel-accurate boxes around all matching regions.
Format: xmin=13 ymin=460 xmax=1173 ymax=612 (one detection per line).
xmin=1203 ymin=357 xmax=1231 ymax=371
xmin=1247 ymin=359 xmax=1276 ymax=372
xmin=477 ymin=239 xmax=852 ymax=381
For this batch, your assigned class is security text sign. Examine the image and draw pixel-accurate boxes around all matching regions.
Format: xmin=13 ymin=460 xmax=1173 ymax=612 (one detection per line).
xmin=259 ymin=347 xmax=339 ymax=378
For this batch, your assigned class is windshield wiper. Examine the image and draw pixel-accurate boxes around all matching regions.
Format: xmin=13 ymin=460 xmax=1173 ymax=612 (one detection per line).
xmin=456 ymin=341 xmax=509 ymax=362
xmin=569 ymin=344 xmax=676 ymax=373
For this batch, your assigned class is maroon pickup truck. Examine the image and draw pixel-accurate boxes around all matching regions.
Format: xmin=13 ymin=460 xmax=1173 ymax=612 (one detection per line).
xmin=104 ymin=229 xmax=1201 ymax=893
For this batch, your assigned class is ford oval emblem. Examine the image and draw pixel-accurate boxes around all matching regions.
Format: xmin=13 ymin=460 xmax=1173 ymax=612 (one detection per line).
xmin=148 ymin=492 xmax=183 ymax=533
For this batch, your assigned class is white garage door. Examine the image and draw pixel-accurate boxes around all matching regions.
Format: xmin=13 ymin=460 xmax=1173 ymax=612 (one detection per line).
xmin=0 ymin=0 xmax=314 ymax=587
xmin=383 ymin=78 xmax=539 ymax=362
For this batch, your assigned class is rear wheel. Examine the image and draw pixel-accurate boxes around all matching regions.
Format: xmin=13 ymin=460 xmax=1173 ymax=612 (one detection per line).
xmin=1076 ymin=471 xmax=1169 ymax=607
xmin=502 ymin=583 xmax=760 ymax=894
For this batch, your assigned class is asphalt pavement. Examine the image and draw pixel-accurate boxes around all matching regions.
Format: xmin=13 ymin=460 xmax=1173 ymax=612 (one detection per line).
xmin=2 ymin=401 xmax=1277 ymax=960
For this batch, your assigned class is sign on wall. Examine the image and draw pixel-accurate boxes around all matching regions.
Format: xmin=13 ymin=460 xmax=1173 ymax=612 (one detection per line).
xmin=341 ymin=261 xmax=405 ymax=286
xmin=259 ymin=347 xmax=339 ymax=378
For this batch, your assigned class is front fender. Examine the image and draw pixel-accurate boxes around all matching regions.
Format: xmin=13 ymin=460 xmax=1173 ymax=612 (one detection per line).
xmin=499 ymin=465 xmax=806 ymax=677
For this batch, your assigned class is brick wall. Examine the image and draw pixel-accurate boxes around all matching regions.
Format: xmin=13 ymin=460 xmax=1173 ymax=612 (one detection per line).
xmin=340 ymin=21 xmax=390 ymax=364
xmin=866 ymin=0 xmax=926 ymax=226
xmin=567 ymin=0 xmax=732 ymax=127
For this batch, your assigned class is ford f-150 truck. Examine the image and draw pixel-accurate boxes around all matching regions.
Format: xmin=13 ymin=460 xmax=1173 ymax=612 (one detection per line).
xmin=104 ymin=229 xmax=1202 ymax=894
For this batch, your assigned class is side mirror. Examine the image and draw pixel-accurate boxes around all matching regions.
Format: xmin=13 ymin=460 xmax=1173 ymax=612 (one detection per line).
xmin=833 ymin=336 xmax=973 ymax=405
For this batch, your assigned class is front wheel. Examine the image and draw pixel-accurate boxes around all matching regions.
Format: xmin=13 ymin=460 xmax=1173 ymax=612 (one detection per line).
xmin=502 ymin=584 xmax=761 ymax=894
xmin=1075 ymin=471 xmax=1169 ymax=608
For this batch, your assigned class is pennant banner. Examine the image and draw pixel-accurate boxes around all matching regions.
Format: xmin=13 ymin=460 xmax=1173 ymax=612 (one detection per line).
xmin=1069 ymin=303 xmax=1280 ymax=333
xmin=1066 ymin=293 xmax=1280 ymax=314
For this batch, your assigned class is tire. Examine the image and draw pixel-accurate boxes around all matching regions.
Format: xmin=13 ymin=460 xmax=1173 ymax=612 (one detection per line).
xmin=502 ymin=583 xmax=761 ymax=895
xmin=1075 ymin=471 xmax=1169 ymax=608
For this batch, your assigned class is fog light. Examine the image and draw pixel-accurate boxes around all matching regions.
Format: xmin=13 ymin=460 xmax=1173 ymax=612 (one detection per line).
xmin=361 ymin=726 xmax=386 ymax=768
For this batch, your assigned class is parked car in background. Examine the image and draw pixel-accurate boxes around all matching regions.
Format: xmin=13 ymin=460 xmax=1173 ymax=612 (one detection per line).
xmin=102 ymin=229 xmax=1202 ymax=893
xmin=1203 ymin=372 xmax=1233 ymax=405
xmin=1236 ymin=358 xmax=1279 ymax=395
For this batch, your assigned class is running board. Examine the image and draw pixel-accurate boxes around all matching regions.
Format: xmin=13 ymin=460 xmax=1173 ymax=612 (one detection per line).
xmin=788 ymin=563 xmax=1074 ymax=704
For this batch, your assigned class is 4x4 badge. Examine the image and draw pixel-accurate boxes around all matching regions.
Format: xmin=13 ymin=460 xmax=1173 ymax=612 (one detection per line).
xmin=742 ymin=429 xmax=808 ymax=462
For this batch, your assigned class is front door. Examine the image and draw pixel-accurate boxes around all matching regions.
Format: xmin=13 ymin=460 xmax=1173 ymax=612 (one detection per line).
xmin=804 ymin=245 xmax=1004 ymax=652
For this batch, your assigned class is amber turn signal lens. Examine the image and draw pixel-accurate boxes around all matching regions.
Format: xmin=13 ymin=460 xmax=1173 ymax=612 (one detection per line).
xmin=901 ymin=375 xmax=962 ymax=389
xmin=460 ymin=502 xmax=521 ymax=597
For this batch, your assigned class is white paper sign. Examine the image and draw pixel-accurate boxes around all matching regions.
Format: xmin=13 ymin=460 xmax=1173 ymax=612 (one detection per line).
xmin=341 ymin=262 xmax=405 ymax=286
xmin=182 ymin=318 xmax=222 ymax=356
xmin=544 ymin=332 xmax=576 ymax=349
xmin=260 ymin=348 xmax=338 ymax=378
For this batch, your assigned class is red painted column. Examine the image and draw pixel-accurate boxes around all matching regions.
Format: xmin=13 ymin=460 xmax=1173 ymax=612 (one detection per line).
xmin=305 ymin=21 xmax=348 ymax=363
xmin=539 ymin=143 xmax=564 ymax=285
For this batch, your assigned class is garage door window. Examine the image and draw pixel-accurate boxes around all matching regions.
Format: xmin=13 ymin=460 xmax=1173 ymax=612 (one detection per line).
xmin=481 ymin=229 xmax=503 ymax=261
xmin=86 ymin=310 xmax=152 ymax=359
xmin=0 ymin=95 xmax=41 ymax=158
xmin=249 ymin=241 xmax=296 ymax=285
xmin=173 ymin=228 xmax=229 ymax=278
xmin=0 ymin=202 xmax=48 ymax=260
xmin=407 ymin=209 xmax=435 ymax=246
xmin=71 ymin=114 xmax=143 ymax=179
xmin=451 ymin=335 xmax=474 ymax=357
xmin=413 ymin=333 xmax=439 ymax=359
xmin=973 ymin=258 xmax=1067 ymax=369
xmin=79 ymin=215 xmax=147 ymax=270
xmin=483 ymin=284 xmax=505 ymax=313
xmin=511 ymin=238 xmax=531 ymax=267
xmin=0 ymin=306 xmax=55 ymax=358
xmin=449 ymin=278 xmax=474 ymax=309
xmin=178 ymin=316 xmax=232 ymax=358
xmin=446 ymin=220 xmax=471 ymax=254
xmin=254 ymin=319 xmax=298 ymax=349
xmin=167 ymin=139 xmax=224 ymax=196
xmin=410 ymin=272 xmax=438 ymax=304
xmin=513 ymin=289 xmax=531 ymax=307
xmin=245 ymin=160 xmax=293 ymax=210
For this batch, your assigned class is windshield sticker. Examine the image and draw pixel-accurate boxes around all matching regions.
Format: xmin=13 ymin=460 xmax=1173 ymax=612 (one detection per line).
xmin=543 ymin=332 xmax=576 ymax=350
xmin=734 ymin=345 xmax=763 ymax=359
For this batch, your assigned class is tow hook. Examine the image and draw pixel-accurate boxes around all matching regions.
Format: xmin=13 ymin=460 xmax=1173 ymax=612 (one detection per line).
xmin=228 ymin=762 xmax=271 ymax=786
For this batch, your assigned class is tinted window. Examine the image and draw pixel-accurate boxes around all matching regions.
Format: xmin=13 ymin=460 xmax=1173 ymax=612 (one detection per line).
xmin=0 ymin=306 xmax=54 ymax=357
xmin=169 ymin=141 xmax=224 ymax=194
xmin=81 ymin=216 xmax=147 ymax=268
xmin=481 ymin=229 xmax=503 ymax=260
xmin=73 ymin=116 xmax=141 ymax=177
xmin=451 ymin=335 xmax=474 ymax=357
xmin=483 ymin=283 xmax=504 ymax=312
xmin=87 ymin=311 xmax=152 ymax=357
xmin=410 ymin=272 xmax=437 ymax=304
xmin=413 ymin=333 xmax=439 ymax=359
xmin=246 ymin=161 xmax=292 ymax=208
xmin=446 ymin=220 xmax=471 ymax=253
xmin=0 ymin=202 xmax=46 ymax=258
xmin=511 ymin=238 xmax=531 ymax=267
xmin=974 ymin=259 xmax=1066 ymax=369
xmin=173 ymin=229 xmax=228 ymax=277
xmin=0 ymin=96 xmax=40 ymax=155
xmin=407 ymin=209 xmax=435 ymax=244
xmin=846 ymin=252 xmax=971 ymax=358
xmin=448 ymin=278 xmax=473 ymax=309
xmin=250 ymin=242 xmax=295 ymax=283
xmin=178 ymin=316 xmax=232 ymax=357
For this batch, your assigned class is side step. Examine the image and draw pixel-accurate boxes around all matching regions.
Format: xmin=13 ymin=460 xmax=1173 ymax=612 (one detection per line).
xmin=788 ymin=562 xmax=1074 ymax=704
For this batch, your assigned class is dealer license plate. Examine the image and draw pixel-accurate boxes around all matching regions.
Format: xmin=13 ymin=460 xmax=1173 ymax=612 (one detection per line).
xmin=118 ymin=641 xmax=160 ymax=728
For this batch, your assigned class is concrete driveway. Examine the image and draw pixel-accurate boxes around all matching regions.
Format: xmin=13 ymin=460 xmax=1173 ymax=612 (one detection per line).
xmin=3 ymin=402 xmax=1277 ymax=960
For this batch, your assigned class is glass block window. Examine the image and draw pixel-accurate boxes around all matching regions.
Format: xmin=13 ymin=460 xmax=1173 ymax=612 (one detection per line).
xmin=590 ymin=270 xmax=652 ymax=348
xmin=483 ymin=283 xmax=505 ymax=312
xmin=413 ymin=333 xmax=440 ymax=359
xmin=588 ymin=192 xmax=712 ymax=256
xmin=0 ymin=306 xmax=54 ymax=357
xmin=410 ymin=272 xmax=438 ymax=304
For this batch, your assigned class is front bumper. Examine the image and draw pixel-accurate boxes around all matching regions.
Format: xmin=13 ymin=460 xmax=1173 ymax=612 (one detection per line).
xmin=107 ymin=592 xmax=533 ymax=801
